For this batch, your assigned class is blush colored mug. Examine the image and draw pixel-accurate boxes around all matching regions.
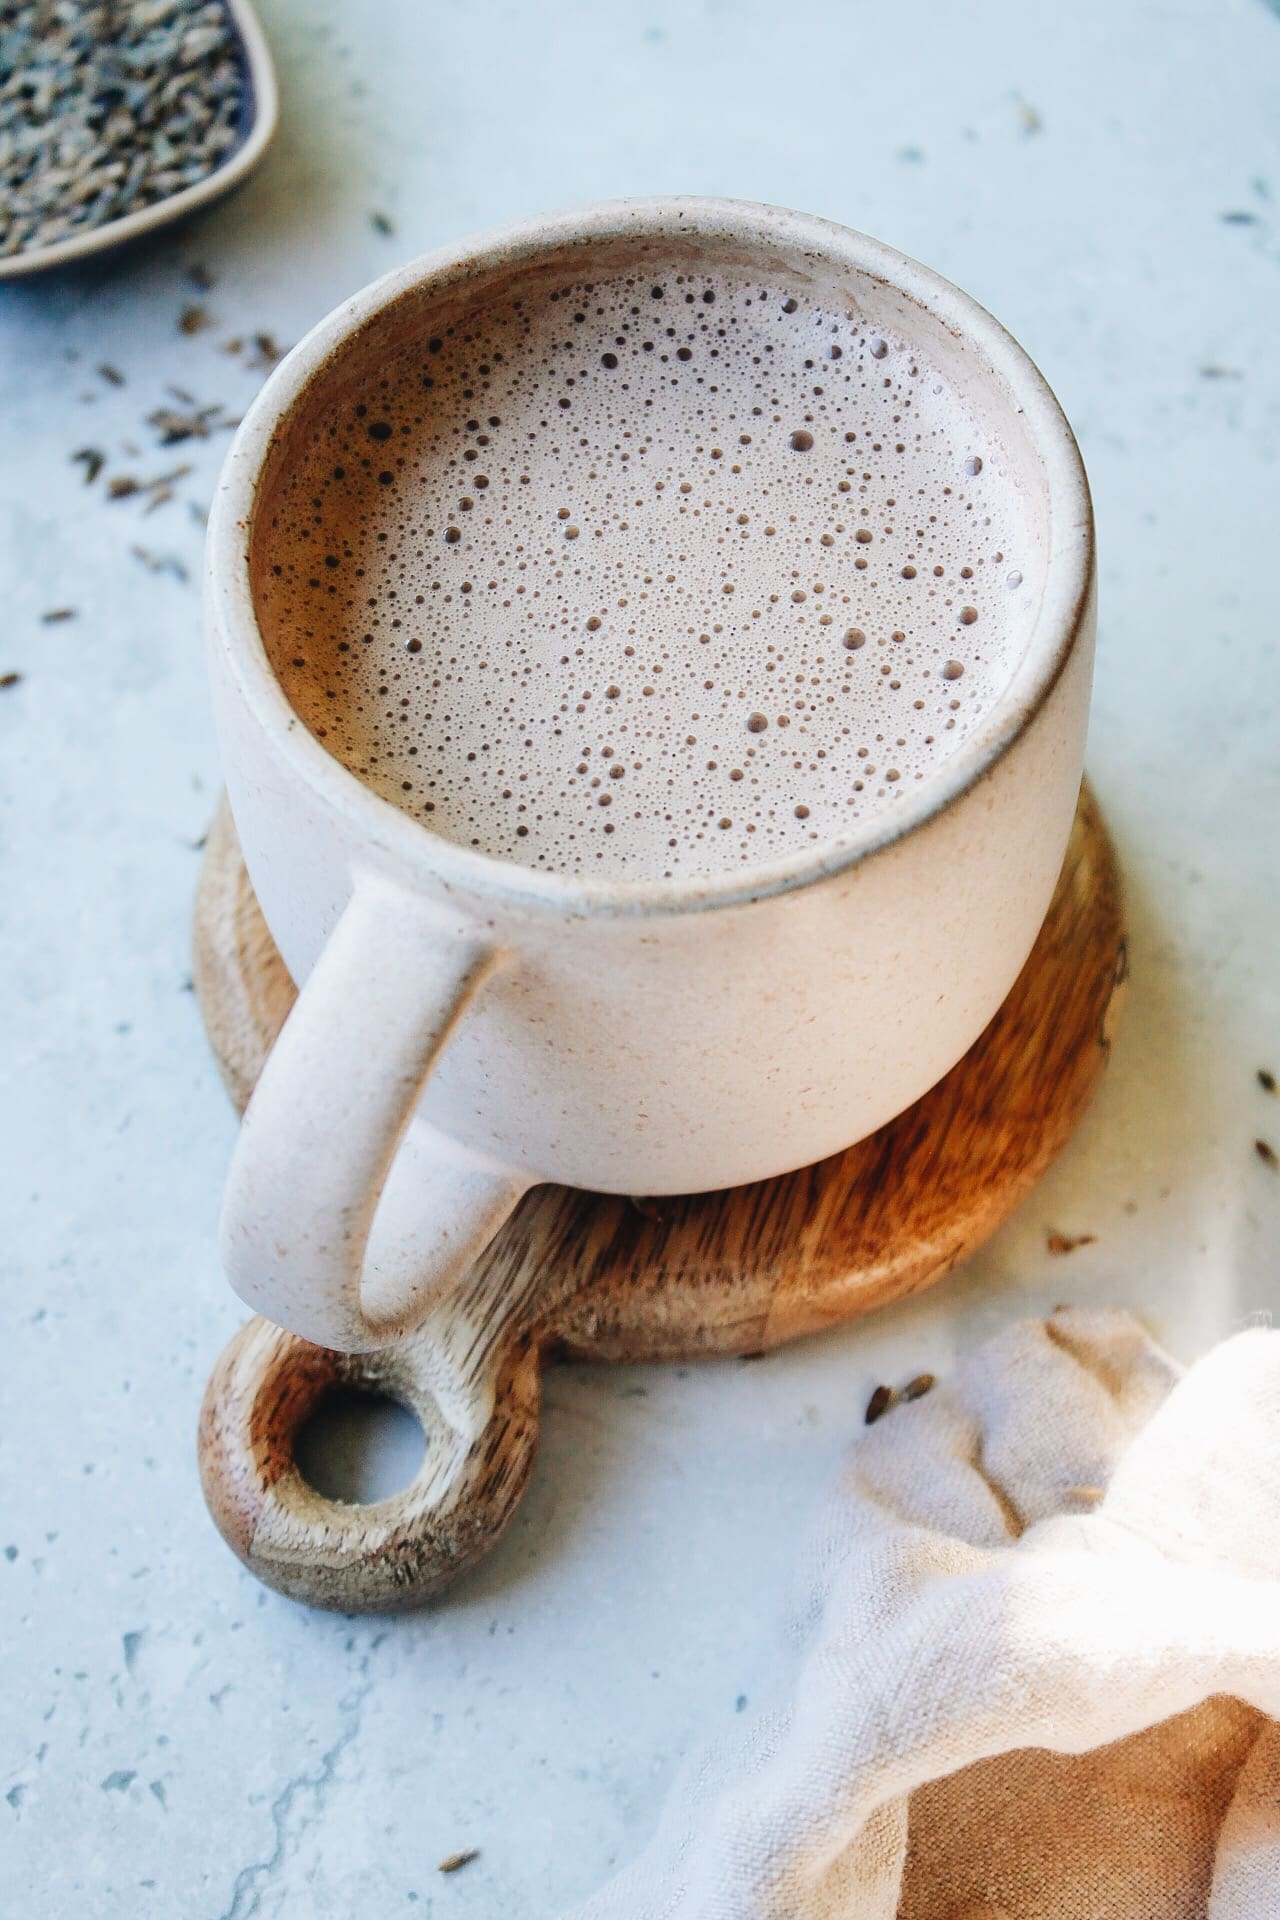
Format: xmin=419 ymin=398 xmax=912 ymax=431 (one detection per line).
xmin=205 ymin=197 xmax=1094 ymax=1404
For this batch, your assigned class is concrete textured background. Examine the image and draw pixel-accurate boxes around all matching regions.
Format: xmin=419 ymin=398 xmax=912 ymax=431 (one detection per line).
xmin=1 ymin=0 xmax=1277 ymax=1912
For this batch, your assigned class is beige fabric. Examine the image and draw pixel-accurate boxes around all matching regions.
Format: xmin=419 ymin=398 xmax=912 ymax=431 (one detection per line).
xmin=569 ymin=1309 xmax=1280 ymax=1919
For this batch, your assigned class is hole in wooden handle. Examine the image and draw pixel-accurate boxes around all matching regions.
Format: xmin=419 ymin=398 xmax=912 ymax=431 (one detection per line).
xmin=294 ymin=1384 xmax=427 ymax=1505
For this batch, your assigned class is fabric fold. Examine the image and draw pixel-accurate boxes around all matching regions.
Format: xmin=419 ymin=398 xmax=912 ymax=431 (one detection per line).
xmin=567 ymin=1308 xmax=1280 ymax=1919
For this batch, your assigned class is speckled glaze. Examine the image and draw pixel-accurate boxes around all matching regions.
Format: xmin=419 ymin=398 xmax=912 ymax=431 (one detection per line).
xmin=206 ymin=196 xmax=1095 ymax=1353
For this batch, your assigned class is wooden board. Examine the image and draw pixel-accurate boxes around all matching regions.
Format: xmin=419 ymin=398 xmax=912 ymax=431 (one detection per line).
xmin=196 ymin=783 xmax=1125 ymax=1611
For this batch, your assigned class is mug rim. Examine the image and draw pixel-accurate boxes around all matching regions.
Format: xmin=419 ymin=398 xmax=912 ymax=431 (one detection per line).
xmin=206 ymin=194 xmax=1094 ymax=919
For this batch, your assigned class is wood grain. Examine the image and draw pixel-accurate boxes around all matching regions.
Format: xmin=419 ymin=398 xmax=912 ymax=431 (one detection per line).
xmin=198 ymin=1318 xmax=541 ymax=1612
xmin=196 ymin=783 xmax=1125 ymax=1610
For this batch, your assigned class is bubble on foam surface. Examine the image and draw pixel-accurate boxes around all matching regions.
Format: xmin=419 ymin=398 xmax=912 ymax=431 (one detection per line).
xmin=256 ymin=269 xmax=1040 ymax=880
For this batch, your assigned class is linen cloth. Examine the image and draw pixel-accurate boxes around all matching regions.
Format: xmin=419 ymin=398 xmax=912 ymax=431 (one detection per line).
xmin=569 ymin=1307 xmax=1280 ymax=1918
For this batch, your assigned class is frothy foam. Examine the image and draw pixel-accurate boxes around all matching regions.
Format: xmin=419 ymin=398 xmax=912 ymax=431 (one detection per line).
xmin=255 ymin=266 xmax=1041 ymax=880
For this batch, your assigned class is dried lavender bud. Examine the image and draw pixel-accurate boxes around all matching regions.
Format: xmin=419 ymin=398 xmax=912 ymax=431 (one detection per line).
xmin=72 ymin=446 xmax=105 ymax=483
xmin=437 ymin=1849 xmax=479 ymax=1874
xmin=864 ymin=1383 xmax=895 ymax=1425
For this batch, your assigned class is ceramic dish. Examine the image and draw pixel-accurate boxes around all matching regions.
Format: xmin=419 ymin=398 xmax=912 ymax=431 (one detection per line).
xmin=0 ymin=0 xmax=278 ymax=282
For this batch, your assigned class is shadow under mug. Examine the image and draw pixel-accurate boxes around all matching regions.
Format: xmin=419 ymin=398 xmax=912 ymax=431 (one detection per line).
xmin=205 ymin=197 xmax=1094 ymax=1432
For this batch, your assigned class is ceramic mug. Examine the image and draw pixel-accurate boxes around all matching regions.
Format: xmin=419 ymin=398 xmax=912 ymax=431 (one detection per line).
xmin=206 ymin=196 xmax=1094 ymax=1395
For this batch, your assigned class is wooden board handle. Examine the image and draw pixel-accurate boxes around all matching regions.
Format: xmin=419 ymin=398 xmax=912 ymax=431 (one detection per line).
xmin=197 ymin=1313 xmax=541 ymax=1611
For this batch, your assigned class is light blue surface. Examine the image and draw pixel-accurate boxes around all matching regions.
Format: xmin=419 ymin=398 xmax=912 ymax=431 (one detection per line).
xmin=1 ymin=1 xmax=1277 ymax=1912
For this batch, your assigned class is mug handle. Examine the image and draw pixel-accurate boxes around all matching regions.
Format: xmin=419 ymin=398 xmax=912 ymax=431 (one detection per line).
xmin=219 ymin=869 xmax=530 ymax=1369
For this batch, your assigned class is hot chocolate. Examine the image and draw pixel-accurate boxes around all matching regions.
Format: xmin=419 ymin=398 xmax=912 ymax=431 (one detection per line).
xmin=255 ymin=265 xmax=1041 ymax=879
